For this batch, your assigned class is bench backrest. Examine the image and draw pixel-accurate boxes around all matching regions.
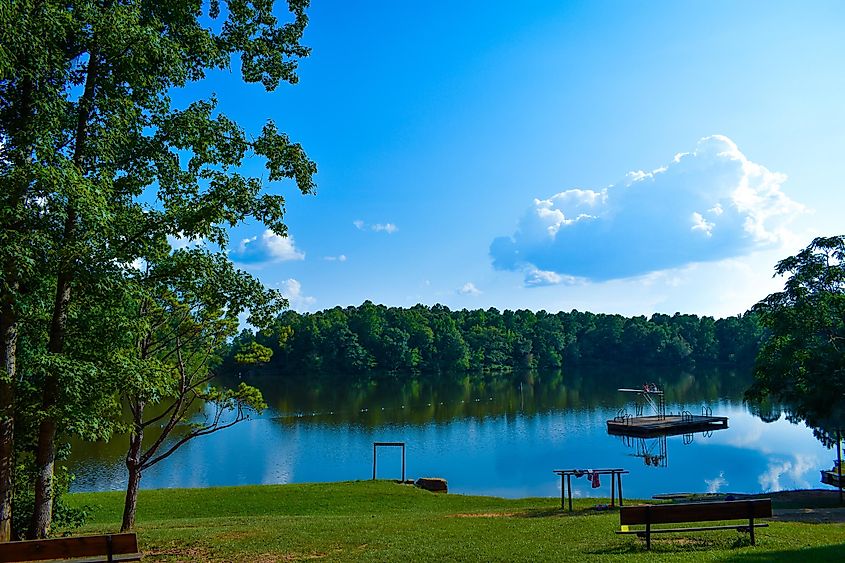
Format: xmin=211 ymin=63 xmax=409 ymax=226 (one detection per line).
xmin=0 ymin=533 xmax=139 ymax=563
xmin=620 ymin=499 xmax=772 ymax=526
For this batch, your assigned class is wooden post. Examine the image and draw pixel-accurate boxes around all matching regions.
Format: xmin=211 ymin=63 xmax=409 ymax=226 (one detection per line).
xmin=645 ymin=507 xmax=651 ymax=550
xmin=746 ymin=500 xmax=757 ymax=545
xmin=836 ymin=429 xmax=843 ymax=503
xmin=618 ymin=471 xmax=623 ymax=507
xmin=610 ymin=472 xmax=615 ymax=507
xmin=560 ymin=474 xmax=565 ymax=509
xmin=567 ymin=474 xmax=572 ymax=512
xmin=372 ymin=442 xmax=406 ymax=481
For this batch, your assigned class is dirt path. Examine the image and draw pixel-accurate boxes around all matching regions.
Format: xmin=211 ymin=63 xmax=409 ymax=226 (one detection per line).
xmin=734 ymin=489 xmax=845 ymax=523
xmin=771 ymin=507 xmax=845 ymax=523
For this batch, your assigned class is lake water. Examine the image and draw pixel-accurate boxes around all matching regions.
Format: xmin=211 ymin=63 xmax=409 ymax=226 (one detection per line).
xmin=68 ymin=366 xmax=839 ymax=500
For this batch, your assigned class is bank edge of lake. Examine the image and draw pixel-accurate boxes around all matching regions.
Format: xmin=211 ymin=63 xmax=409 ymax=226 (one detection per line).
xmin=65 ymin=481 xmax=845 ymax=562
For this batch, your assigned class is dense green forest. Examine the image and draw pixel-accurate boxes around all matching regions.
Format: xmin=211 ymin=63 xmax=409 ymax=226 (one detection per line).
xmin=223 ymin=302 xmax=766 ymax=380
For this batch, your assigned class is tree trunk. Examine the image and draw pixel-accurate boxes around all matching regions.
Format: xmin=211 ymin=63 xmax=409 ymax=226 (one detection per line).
xmin=0 ymin=297 xmax=17 ymax=542
xmin=30 ymin=269 xmax=71 ymax=539
xmin=30 ymin=35 xmax=100 ymax=538
xmin=121 ymin=421 xmax=144 ymax=532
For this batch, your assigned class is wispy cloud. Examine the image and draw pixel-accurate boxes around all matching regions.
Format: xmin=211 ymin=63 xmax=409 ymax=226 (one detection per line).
xmin=705 ymin=471 xmax=728 ymax=493
xmin=758 ymin=454 xmax=817 ymax=492
xmin=524 ymin=268 xmax=578 ymax=287
xmin=458 ymin=282 xmax=482 ymax=296
xmin=231 ymin=229 xmax=305 ymax=264
xmin=167 ymin=232 xmax=202 ymax=251
xmin=354 ymin=219 xmax=398 ymax=234
xmin=491 ymin=135 xmax=804 ymax=284
xmin=324 ymin=254 xmax=347 ymax=262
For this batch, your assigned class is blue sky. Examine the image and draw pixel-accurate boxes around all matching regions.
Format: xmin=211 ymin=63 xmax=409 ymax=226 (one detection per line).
xmin=175 ymin=0 xmax=845 ymax=318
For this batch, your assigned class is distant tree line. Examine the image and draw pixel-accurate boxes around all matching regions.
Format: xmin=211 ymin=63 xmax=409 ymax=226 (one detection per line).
xmin=223 ymin=302 xmax=766 ymax=380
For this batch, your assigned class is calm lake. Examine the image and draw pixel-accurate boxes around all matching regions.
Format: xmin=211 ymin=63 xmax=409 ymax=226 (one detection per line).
xmin=68 ymin=366 xmax=838 ymax=500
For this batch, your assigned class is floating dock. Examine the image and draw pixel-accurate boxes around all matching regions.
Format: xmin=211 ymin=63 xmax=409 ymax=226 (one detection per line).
xmin=608 ymin=385 xmax=729 ymax=438
xmin=607 ymin=414 xmax=729 ymax=437
xmin=821 ymin=470 xmax=843 ymax=488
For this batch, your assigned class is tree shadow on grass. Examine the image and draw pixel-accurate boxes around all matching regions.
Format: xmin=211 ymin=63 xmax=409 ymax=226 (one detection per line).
xmin=448 ymin=507 xmax=617 ymax=519
xmin=513 ymin=507 xmax=619 ymax=518
xmin=588 ymin=535 xmax=750 ymax=555
xmin=513 ymin=508 xmax=567 ymax=518
xmin=718 ymin=543 xmax=845 ymax=562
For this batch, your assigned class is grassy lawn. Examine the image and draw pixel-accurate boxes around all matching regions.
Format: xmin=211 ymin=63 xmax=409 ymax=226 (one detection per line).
xmin=66 ymin=481 xmax=845 ymax=562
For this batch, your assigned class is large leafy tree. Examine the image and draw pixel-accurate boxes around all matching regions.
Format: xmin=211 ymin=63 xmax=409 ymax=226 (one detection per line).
xmin=746 ymin=235 xmax=845 ymax=447
xmin=0 ymin=0 xmax=315 ymax=539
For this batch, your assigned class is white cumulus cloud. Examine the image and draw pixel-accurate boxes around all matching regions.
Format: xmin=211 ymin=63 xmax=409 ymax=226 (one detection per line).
xmin=281 ymin=278 xmax=316 ymax=311
xmin=490 ymin=135 xmax=804 ymax=283
xmin=232 ymin=230 xmax=305 ymax=263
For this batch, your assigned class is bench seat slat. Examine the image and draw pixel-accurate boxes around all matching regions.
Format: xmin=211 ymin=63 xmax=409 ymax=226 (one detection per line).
xmin=616 ymin=523 xmax=769 ymax=535
xmin=35 ymin=556 xmax=142 ymax=563
xmin=619 ymin=499 xmax=772 ymax=525
xmin=0 ymin=533 xmax=140 ymax=563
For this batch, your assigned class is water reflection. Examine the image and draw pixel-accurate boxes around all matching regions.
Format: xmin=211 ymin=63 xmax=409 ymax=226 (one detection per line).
xmin=67 ymin=366 xmax=836 ymax=499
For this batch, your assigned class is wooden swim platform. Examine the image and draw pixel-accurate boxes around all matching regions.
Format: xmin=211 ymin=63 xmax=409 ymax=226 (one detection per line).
xmin=607 ymin=414 xmax=729 ymax=437
xmin=609 ymin=385 xmax=728 ymax=438
xmin=821 ymin=470 xmax=842 ymax=487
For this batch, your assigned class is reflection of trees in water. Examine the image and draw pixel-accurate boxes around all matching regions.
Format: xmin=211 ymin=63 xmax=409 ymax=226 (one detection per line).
xmin=229 ymin=364 xmax=755 ymax=429
xmin=68 ymin=400 xmax=204 ymax=464
xmin=748 ymin=397 xmax=784 ymax=424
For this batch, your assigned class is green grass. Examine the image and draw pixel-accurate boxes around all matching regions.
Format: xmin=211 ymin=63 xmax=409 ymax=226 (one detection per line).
xmin=66 ymin=481 xmax=845 ymax=562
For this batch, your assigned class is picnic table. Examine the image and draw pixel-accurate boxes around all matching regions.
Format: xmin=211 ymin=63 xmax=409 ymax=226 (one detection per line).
xmin=553 ymin=468 xmax=629 ymax=511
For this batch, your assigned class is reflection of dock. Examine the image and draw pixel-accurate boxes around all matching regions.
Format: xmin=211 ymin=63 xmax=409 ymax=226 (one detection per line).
xmin=607 ymin=414 xmax=729 ymax=437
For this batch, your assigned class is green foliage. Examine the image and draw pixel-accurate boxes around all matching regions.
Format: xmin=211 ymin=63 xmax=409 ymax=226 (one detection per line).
xmin=747 ymin=235 xmax=845 ymax=446
xmin=222 ymin=302 xmax=765 ymax=382
xmin=234 ymin=341 xmax=274 ymax=365
xmin=1 ymin=0 xmax=317 ymax=536
xmin=12 ymin=451 xmax=88 ymax=540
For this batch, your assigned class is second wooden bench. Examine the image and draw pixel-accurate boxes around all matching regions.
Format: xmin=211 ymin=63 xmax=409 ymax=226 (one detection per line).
xmin=0 ymin=532 xmax=141 ymax=562
xmin=616 ymin=498 xmax=772 ymax=549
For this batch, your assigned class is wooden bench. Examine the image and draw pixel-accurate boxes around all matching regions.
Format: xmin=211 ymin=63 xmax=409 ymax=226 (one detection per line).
xmin=616 ymin=499 xmax=771 ymax=549
xmin=0 ymin=532 xmax=141 ymax=562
